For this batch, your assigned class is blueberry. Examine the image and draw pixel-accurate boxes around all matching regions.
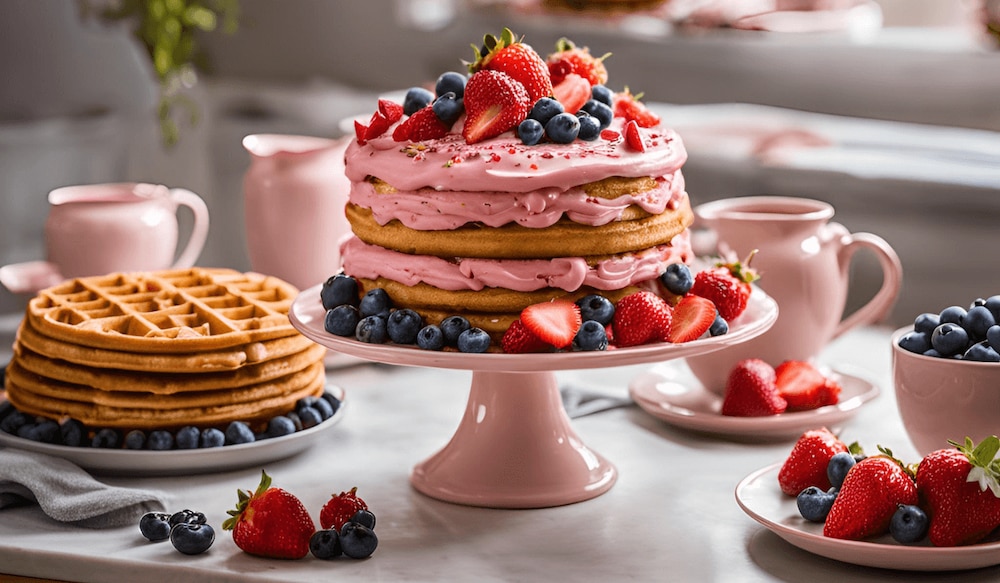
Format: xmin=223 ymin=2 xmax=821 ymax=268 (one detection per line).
xmin=576 ymin=295 xmax=615 ymax=326
xmin=224 ymin=421 xmax=255 ymax=445
xmin=91 ymin=428 xmax=121 ymax=449
xmin=139 ymin=511 xmax=173 ymax=542
xmin=325 ymin=305 xmax=361 ymax=337
xmin=310 ymin=529 xmax=343 ymax=560
xmin=321 ymin=274 xmax=359 ymax=310
xmin=796 ymin=486 xmax=837 ymax=523
xmin=298 ymin=406 xmax=323 ymax=429
xmin=359 ymin=288 xmax=392 ymax=318
xmin=356 ymin=315 xmax=389 ymax=344
xmin=267 ymin=415 xmax=297 ymax=438
xmin=60 ymin=418 xmax=88 ymax=447
xmin=349 ymin=509 xmax=377 ymax=530
xmin=285 ymin=412 xmax=304 ymax=431
xmin=528 ymin=97 xmax=564 ymax=126
xmin=300 ymin=395 xmax=334 ymax=420
xmin=30 ymin=419 xmax=61 ymax=444
xmin=897 ymin=331 xmax=931 ymax=354
xmin=988 ymin=325 xmax=1000 ymax=352
xmin=576 ymin=112 xmax=601 ymax=141
xmin=913 ymin=312 xmax=940 ymax=334
xmin=435 ymin=71 xmax=467 ymax=99
xmin=339 ymin=521 xmax=379 ymax=559
xmin=580 ymin=99 xmax=614 ymax=129
xmin=985 ymin=295 xmax=1000 ymax=322
xmin=826 ymin=451 xmax=856 ymax=489
xmin=175 ymin=426 xmax=200 ymax=449
xmin=387 ymin=308 xmax=424 ymax=344
xmin=200 ymin=427 xmax=225 ymax=448
xmin=124 ymin=430 xmax=146 ymax=449
xmin=416 ymin=324 xmax=445 ymax=351
xmin=889 ymin=504 xmax=928 ymax=544
xmin=440 ymin=316 xmax=471 ymax=346
xmin=660 ymin=263 xmax=694 ymax=295
xmin=517 ymin=118 xmax=545 ymax=146
xmin=931 ymin=323 xmax=970 ymax=356
xmin=964 ymin=341 xmax=1000 ymax=362
xmin=321 ymin=391 xmax=343 ymax=416
xmin=432 ymin=92 xmax=464 ymax=125
xmin=457 ymin=327 xmax=491 ymax=353
xmin=0 ymin=410 xmax=31 ymax=435
xmin=545 ymin=112 xmax=580 ymax=144
xmin=169 ymin=509 xmax=207 ymax=527
xmin=572 ymin=320 xmax=608 ymax=351
xmin=170 ymin=522 xmax=215 ymax=555
xmin=709 ymin=314 xmax=729 ymax=337
xmin=147 ymin=430 xmax=174 ymax=451
xmin=964 ymin=305 xmax=996 ymax=341
xmin=402 ymin=87 xmax=434 ymax=116
xmin=591 ymin=84 xmax=614 ymax=107
xmin=939 ymin=305 xmax=967 ymax=326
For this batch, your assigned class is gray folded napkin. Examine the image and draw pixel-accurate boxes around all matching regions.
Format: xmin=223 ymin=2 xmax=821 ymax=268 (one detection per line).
xmin=0 ymin=447 xmax=169 ymax=528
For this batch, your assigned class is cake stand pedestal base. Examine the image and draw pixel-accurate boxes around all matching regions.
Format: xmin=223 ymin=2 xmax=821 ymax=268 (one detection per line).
xmin=410 ymin=370 xmax=616 ymax=509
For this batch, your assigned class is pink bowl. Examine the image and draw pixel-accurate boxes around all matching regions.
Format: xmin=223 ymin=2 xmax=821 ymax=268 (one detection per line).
xmin=892 ymin=326 xmax=1000 ymax=456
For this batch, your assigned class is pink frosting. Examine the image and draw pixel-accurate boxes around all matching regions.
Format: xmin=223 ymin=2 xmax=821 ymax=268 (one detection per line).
xmin=351 ymin=170 xmax=687 ymax=230
xmin=340 ymin=231 xmax=692 ymax=293
xmin=344 ymin=118 xmax=688 ymax=194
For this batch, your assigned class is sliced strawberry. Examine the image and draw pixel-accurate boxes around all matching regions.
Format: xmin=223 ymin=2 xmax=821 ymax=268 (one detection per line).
xmin=775 ymin=360 xmax=841 ymax=411
xmin=354 ymin=119 xmax=369 ymax=145
xmin=720 ymin=358 xmax=786 ymax=417
xmin=378 ymin=99 xmax=404 ymax=123
xmin=623 ymin=119 xmax=645 ymax=152
xmin=462 ymin=69 xmax=532 ymax=144
xmin=614 ymin=89 xmax=661 ymax=128
xmin=551 ymin=73 xmax=590 ymax=114
xmin=611 ymin=291 xmax=672 ymax=347
xmin=393 ymin=106 xmax=452 ymax=142
xmin=666 ymin=294 xmax=716 ymax=343
xmin=366 ymin=111 xmax=392 ymax=141
xmin=520 ymin=300 xmax=582 ymax=350
xmin=600 ymin=129 xmax=621 ymax=142
xmin=500 ymin=319 xmax=551 ymax=354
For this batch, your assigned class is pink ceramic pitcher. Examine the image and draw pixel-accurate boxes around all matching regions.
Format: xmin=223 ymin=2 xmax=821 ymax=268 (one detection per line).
xmin=243 ymin=134 xmax=352 ymax=291
xmin=685 ymin=196 xmax=902 ymax=393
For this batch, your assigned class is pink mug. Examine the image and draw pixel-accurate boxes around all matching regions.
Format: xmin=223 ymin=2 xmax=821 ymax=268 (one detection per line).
xmin=243 ymin=134 xmax=352 ymax=291
xmin=0 ymin=182 xmax=209 ymax=293
xmin=685 ymin=196 xmax=902 ymax=393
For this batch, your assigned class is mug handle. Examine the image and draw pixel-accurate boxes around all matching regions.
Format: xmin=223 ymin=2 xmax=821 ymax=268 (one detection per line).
xmin=168 ymin=188 xmax=210 ymax=269
xmin=831 ymin=231 xmax=903 ymax=341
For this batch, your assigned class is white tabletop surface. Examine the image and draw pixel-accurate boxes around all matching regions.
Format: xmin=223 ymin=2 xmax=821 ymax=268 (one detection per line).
xmin=0 ymin=322 xmax=993 ymax=583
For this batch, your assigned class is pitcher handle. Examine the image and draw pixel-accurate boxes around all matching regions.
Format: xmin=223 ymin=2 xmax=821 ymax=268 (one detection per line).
xmin=831 ymin=232 xmax=903 ymax=340
xmin=168 ymin=188 xmax=210 ymax=269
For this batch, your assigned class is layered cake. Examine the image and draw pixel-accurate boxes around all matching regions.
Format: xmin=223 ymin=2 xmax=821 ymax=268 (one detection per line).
xmin=3 ymin=268 xmax=328 ymax=436
xmin=340 ymin=29 xmax=694 ymax=342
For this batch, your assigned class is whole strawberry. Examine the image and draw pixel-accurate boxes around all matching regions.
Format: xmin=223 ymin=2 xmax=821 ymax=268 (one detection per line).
xmin=613 ymin=89 xmax=661 ymax=128
xmin=320 ymin=487 xmax=369 ymax=531
xmin=720 ymin=358 xmax=786 ymax=417
xmin=462 ymin=69 xmax=532 ymax=144
xmin=690 ymin=252 xmax=759 ymax=322
xmin=546 ymin=37 xmax=609 ymax=86
xmin=777 ymin=427 xmax=848 ymax=496
xmin=916 ymin=436 xmax=1000 ymax=546
xmin=222 ymin=470 xmax=315 ymax=559
xmin=471 ymin=28 xmax=553 ymax=103
xmin=611 ymin=291 xmax=672 ymax=347
xmin=824 ymin=451 xmax=918 ymax=541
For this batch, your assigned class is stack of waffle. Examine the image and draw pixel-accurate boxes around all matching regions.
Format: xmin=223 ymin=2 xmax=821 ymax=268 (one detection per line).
xmin=4 ymin=268 xmax=325 ymax=431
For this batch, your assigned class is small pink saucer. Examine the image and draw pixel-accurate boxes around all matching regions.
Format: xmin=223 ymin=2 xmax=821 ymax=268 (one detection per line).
xmin=0 ymin=261 xmax=63 ymax=294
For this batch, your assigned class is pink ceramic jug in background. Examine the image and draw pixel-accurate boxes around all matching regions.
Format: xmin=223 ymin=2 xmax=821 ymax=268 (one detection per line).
xmin=243 ymin=134 xmax=352 ymax=291
xmin=684 ymin=195 xmax=903 ymax=393
xmin=0 ymin=182 xmax=209 ymax=293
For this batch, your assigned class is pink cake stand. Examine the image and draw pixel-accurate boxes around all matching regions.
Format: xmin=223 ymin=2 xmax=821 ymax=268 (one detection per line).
xmin=290 ymin=286 xmax=777 ymax=509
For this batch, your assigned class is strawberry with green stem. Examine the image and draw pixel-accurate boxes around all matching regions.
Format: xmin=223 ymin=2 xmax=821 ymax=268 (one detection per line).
xmin=469 ymin=28 xmax=552 ymax=103
xmin=546 ymin=37 xmax=610 ymax=86
xmin=917 ymin=435 xmax=1000 ymax=546
xmin=823 ymin=447 xmax=918 ymax=541
xmin=690 ymin=250 xmax=759 ymax=322
xmin=223 ymin=470 xmax=316 ymax=559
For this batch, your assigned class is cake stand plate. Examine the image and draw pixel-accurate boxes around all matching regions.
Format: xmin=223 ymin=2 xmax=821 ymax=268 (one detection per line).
xmin=290 ymin=286 xmax=777 ymax=508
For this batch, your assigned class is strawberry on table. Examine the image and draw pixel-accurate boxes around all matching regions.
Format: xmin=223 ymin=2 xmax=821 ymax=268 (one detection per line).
xmin=665 ymin=294 xmax=716 ymax=343
xmin=611 ymin=290 xmax=672 ymax=347
xmin=690 ymin=251 xmax=759 ymax=322
xmin=320 ymin=486 xmax=369 ymax=531
xmin=775 ymin=360 xmax=842 ymax=411
xmin=546 ymin=37 xmax=610 ymax=86
xmin=470 ymin=28 xmax=552 ymax=103
xmin=223 ymin=470 xmax=316 ymax=559
xmin=462 ymin=69 xmax=532 ymax=144
xmin=777 ymin=427 xmax=848 ymax=495
xmin=520 ymin=300 xmax=582 ymax=350
xmin=916 ymin=436 xmax=1000 ymax=547
xmin=824 ymin=450 xmax=918 ymax=541
xmin=720 ymin=358 xmax=786 ymax=417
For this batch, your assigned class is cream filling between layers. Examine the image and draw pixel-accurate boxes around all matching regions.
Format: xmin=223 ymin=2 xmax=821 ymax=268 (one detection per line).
xmin=350 ymin=171 xmax=686 ymax=230
xmin=340 ymin=230 xmax=692 ymax=293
